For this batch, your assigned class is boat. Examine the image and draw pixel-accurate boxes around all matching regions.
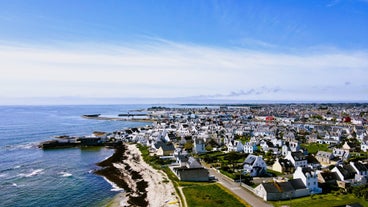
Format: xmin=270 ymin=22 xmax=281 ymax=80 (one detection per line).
xmin=82 ymin=114 xmax=101 ymax=118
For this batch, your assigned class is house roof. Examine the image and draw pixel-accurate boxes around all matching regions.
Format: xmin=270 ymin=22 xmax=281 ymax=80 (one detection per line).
xmin=262 ymin=183 xmax=280 ymax=193
xmin=261 ymin=178 xmax=306 ymax=193
xmin=353 ymin=161 xmax=368 ymax=172
xmin=278 ymin=182 xmax=294 ymax=193
xmin=187 ymin=157 xmax=203 ymax=168
xmin=307 ymin=154 xmax=321 ymax=164
xmin=244 ymin=155 xmax=258 ymax=165
xmin=337 ymin=165 xmax=356 ymax=180
xmin=289 ymin=178 xmax=307 ymax=190
xmin=278 ymin=158 xmax=293 ymax=168
xmin=316 ymin=151 xmax=332 ymax=158
xmin=319 ymin=171 xmax=340 ymax=182
xmin=155 ymin=141 xmax=175 ymax=151
xmin=291 ymin=152 xmax=306 ymax=161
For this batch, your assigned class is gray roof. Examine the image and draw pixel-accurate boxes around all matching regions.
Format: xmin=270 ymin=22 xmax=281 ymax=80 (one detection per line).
xmin=154 ymin=141 xmax=175 ymax=151
xmin=291 ymin=152 xmax=306 ymax=161
xmin=289 ymin=178 xmax=307 ymax=190
xmin=244 ymin=155 xmax=257 ymax=165
xmin=187 ymin=157 xmax=203 ymax=168
xmin=261 ymin=178 xmax=307 ymax=193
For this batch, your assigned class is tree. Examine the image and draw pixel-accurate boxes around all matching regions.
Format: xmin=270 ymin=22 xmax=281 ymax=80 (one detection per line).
xmin=205 ymin=144 xmax=213 ymax=152
xmin=184 ymin=141 xmax=193 ymax=151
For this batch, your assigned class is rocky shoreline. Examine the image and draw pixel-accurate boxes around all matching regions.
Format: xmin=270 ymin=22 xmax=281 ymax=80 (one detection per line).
xmin=94 ymin=144 xmax=179 ymax=207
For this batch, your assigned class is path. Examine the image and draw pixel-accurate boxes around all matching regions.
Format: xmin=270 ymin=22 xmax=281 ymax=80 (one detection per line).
xmin=209 ymin=168 xmax=273 ymax=207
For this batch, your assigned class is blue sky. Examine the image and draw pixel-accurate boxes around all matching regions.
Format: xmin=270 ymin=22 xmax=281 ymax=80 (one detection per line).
xmin=0 ymin=0 xmax=368 ymax=104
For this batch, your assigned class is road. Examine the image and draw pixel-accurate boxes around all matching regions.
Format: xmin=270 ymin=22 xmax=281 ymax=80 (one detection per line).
xmin=209 ymin=168 xmax=273 ymax=207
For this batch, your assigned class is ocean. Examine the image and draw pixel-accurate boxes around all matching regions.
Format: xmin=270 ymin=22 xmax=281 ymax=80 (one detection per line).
xmin=0 ymin=105 xmax=152 ymax=207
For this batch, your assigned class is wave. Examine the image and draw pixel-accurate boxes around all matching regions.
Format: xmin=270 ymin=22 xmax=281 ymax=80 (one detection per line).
xmin=0 ymin=173 xmax=8 ymax=178
xmin=58 ymin=171 xmax=72 ymax=177
xmin=3 ymin=142 xmax=38 ymax=151
xmin=102 ymin=177 xmax=125 ymax=192
xmin=19 ymin=169 xmax=44 ymax=178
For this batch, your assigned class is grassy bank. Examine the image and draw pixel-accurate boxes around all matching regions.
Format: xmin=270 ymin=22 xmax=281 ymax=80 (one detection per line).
xmin=182 ymin=183 xmax=250 ymax=207
xmin=271 ymin=192 xmax=368 ymax=207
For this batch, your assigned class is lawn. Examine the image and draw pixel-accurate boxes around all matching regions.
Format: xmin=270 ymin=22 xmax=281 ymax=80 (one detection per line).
xmin=182 ymin=183 xmax=250 ymax=207
xmin=271 ymin=192 xmax=368 ymax=207
xmin=301 ymin=143 xmax=331 ymax=154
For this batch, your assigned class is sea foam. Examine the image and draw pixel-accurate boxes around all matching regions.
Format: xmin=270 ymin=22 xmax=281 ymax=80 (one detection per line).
xmin=102 ymin=177 xmax=125 ymax=192
xmin=58 ymin=172 xmax=72 ymax=177
xmin=19 ymin=169 xmax=44 ymax=178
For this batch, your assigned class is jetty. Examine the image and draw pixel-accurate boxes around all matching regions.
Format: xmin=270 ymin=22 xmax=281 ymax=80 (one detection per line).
xmin=39 ymin=132 xmax=122 ymax=149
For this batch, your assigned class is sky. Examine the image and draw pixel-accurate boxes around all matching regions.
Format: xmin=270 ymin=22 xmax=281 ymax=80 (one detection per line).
xmin=0 ymin=0 xmax=368 ymax=104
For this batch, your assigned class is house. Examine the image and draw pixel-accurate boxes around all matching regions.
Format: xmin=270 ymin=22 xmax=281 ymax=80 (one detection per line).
xmin=350 ymin=161 xmax=368 ymax=177
xmin=227 ymin=140 xmax=244 ymax=152
xmin=318 ymin=171 xmax=340 ymax=186
xmin=172 ymin=156 xmax=209 ymax=181
xmin=254 ymin=179 xmax=310 ymax=201
xmin=272 ymin=158 xmax=294 ymax=174
xmin=154 ymin=141 xmax=175 ymax=156
xmin=243 ymin=142 xmax=257 ymax=154
xmin=306 ymin=154 xmax=322 ymax=170
xmin=285 ymin=151 xmax=308 ymax=168
xmin=281 ymin=145 xmax=289 ymax=156
xmin=289 ymin=141 xmax=300 ymax=152
xmin=361 ymin=140 xmax=368 ymax=152
xmin=243 ymin=155 xmax=267 ymax=177
xmin=315 ymin=151 xmax=334 ymax=165
xmin=332 ymin=164 xmax=357 ymax=182
xmin=332 ymin=163 xmax=367 ymax=189
xmin=333 ymin=148 xmax=350 ymax=161
xmin=193 ymin=138 xmax=206 ymax=154
xmin=293 ymin=167 xmax=322 ymax=194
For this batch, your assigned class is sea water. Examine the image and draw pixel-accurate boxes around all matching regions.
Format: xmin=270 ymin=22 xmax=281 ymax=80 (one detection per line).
xmin=0 ymin=105 xmax=151 ymax=207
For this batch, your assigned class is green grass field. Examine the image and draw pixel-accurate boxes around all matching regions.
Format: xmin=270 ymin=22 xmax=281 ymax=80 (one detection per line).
xmin=182 ymin=183 xmax=250 ymax=207
xmin=271 ymin=192 xmax=368 ymax=207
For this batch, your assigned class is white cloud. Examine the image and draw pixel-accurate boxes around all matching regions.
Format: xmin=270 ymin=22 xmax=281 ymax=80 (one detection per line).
xmin=0 ymin=39 xmax=367 ymax=102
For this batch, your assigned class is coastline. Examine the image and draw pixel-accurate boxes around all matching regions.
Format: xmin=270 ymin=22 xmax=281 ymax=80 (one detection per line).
xmin=95 ymin=143 xmax=179 ymax=207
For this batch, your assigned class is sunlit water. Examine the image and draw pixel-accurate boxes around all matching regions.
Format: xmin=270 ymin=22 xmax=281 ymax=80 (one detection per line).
xmin=0 ymin=105 xmax=150 ymax=207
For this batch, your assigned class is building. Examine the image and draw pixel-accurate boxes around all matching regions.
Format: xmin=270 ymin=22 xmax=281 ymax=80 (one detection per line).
xmin=172 ymin=157 xmax=209 ymax=181
xmin=293 ymin=167 xmax=322 ymax=194
xmin=254 ymin=179 xmax=310 ymax=201
xmin=315 ymin=151 xmax=334 ymax=165
xmin=272 ymin=158 xmax=294 ymax=174
xmin=285 ymin=151 xmax=308 ymax=168
xmin=193 ymin=138 xmax=206 ymax=154
xmin=154 ymin=141 xmax=175 ymax=156
xmin=243 ymin=155 xmax=267 ymax=177
xmin=243 ymin=142 xmax=257 ymax=154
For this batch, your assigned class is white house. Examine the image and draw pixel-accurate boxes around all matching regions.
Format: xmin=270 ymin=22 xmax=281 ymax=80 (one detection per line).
xmin=293 ymin=167 xmax=322 ymax=194
xmin=227 ymin=140 xmax=244 ymax=152
xmin=289 ymin=141 xmax=300 ymax=152
xmin=361 ymin=141 xmax=368 ymax=152
xmin=193 ymin=138 xmax=206 ymax=154
xmin=243 ymin=155 xmax=267 ymax=177
xmin=243 ymin=142 xmax=257 ymax=154
xmin=333 ymin=148 xmax=350 ymax=160
xmin=349 ymin=161 xmax=368 ymax=177
xmin=285 ymin=151 xmax=308 ymax=168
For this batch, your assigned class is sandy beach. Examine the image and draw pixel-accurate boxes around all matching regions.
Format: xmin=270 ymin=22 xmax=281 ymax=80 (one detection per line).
xmin=95 ymin=144 xmax=180 ymax=207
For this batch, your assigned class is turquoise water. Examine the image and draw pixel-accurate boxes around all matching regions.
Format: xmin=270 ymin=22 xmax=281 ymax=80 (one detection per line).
xmin=0 ymin=105 xmax=150 ymax=207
